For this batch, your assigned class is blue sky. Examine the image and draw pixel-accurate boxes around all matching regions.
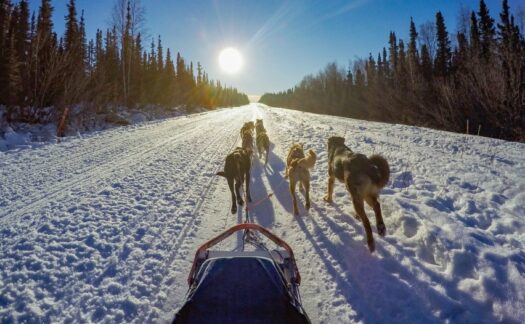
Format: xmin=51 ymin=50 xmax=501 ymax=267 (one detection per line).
xmin=29 ymin=0 xmax=523 ymax=97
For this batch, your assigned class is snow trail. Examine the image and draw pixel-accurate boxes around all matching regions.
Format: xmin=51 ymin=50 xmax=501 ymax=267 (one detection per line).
xmin=1 ymin=104 xmax=524 ymax=323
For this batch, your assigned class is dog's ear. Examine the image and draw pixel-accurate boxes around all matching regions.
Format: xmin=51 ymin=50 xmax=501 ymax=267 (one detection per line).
xmin=216 ymin=171 xmax=226 ymax=177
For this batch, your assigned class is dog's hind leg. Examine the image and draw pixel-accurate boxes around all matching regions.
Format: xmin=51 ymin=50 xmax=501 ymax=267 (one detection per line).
xmin=290 ymin=179 xmax=299 ymax=215
xmin=227 ymin=177 xmax=237 ymax=214
xmin=323 ymin=176 xmax=335 ymax=203
xmin=351 ymin=190 xmax=375 ymax=252
xmin=304 ymin=179 xmax=311 ymax=211
xmin=245 ymin=170 xmax=252 ymax=202
xmin=235 ymin=177 xmax=244 ymax=206
xmin=366 ymin=195 xmax=386 ymax=237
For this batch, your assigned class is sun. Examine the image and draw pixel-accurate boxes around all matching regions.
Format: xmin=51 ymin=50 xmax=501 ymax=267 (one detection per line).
xmin=218 ymin=47 xmax=243 ymax=74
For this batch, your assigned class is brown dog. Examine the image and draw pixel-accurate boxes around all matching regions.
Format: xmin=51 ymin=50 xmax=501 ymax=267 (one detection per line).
xmin=242 ymin=130 xmax=254 ymax=156
xmin=286 ymin=144 xmax=316 ymax=215
xmin=255 ymin=119 xmax=265 ymax=135
xmin=217 ymin=147 xmax=252 ymax=213
xmin=289 ymin=149 xmax=316 ymax=172
xmin=256 ymin=131 xmax=270 ymax=165
xmin=323 ymin=136 xmax=390 ymax=252
xmin=240 ymin=121 xmax=255 ymax=137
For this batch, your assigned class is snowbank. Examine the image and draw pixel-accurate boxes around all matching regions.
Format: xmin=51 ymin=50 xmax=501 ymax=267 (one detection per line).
xmin=0 ymin=104 xmax=210 ymax=152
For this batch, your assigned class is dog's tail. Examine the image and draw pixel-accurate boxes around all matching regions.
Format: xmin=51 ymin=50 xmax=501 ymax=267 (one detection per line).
xmin=290 ymin=149 xmax=316 ymax=169
xmin=368 ymin=154 xmax=390 ymax=188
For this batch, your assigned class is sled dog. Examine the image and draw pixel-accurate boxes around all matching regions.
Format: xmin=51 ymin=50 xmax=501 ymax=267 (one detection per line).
xmin=323 ymin=136 xmax=390 ymax=252
xmin=256 ymin=131 xmax=270 ymax=165
xmin=286 ymin=143 xmax=316 ymax=215
xmin=217 ymin=147 xmax=252 ymax=214
xmin=242 ymin=130 xmax=254 ymax=156
xmin=240 ymin=121 xmax=255 ymax=137
xmin=255 ymin=119 xmax=265 ymax=135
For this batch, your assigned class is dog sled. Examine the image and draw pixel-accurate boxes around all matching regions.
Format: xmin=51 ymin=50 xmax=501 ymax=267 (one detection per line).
xmin=173 ymin=223 xmax=311 ymax=324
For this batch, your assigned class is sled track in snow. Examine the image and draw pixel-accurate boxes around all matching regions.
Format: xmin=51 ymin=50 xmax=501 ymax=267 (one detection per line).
xmin=56 ymin=110 xmax=251 ymax=321
xmin=137 ymin=123 xmax=242 ymax=322
xmin=55 ymin=116 xmax=242 ymax=319
xmin=0 ymin=115 xmax=211 ymax=225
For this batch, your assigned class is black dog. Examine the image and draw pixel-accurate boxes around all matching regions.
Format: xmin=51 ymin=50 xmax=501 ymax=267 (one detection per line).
xmin=217 ymin=147 xmax=252 ymax=213
xmin=324 ymin=136 xmax=390 ymax=252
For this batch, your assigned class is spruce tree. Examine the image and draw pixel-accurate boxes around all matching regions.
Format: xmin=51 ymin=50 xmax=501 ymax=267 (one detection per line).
xmin=164 ymin=47 xmax=175 ymax=105
xmin=478 ymin=0 xmax=495 ymax=60
xmin=382 ymin=47 xmax=389 ymax=75
xmin=470 ymin=11 xmax=480 ymax=56
xmin=4 ymin=33 xmax=21 ymax=111
xmin=497 ymin=0 xmax=512 ymax=50
xmin=79 ymin=11 xmax=86 ymax=69
xmin=388 ymin=31 xmax=398 ymax=80
xmin=37 ymin=0 xmax=53 ymax=43
xmin=398 ymin=39 xmax=408 ymax=89
xmin=14 ymin=0 xmax=29 ymax=105
xmin=35 ymin=0 xmax=56 ymax=107
xmin=3 ymin=4 xmax=21 ymax=110
xmin=408 ymin=17 xmax=419 ymax=85
xmin=149 ymin=38 xmax=156 ymax=71
xmin=346 ymin=67 xmax=353 ymax=89
xmin=122 ymin=1 xmax=133 ymax=104
xmin=156 ymin=35 xmax=163 ymax=71
xmin=367 ymin=53 xmax=376 ymax=87
xmin=130 ymin=32 xmax=143 ymax=105
xmin=0 ymin=0 xmax=10 ymax=59
xmin=434 ymin=11 xmax=451 ymax=77
xmin=0 ymin=0 xmax=12 ymax=104
xmin=15 ymin=0 xmax=29 ymax=63
xmin=377 ymin=52 xmax=383 ymax=79
xmin=420 ymin=44 xmax=433 ymax=82
xmin=451 ymin=32 xmax=469 ymax=74
xmin=64 ymin=0 xmax=78 ymax=53
xmin=196 ymin=61 xmax=202 ymax=85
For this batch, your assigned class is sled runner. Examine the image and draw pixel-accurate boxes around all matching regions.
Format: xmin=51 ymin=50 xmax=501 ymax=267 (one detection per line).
xmin=173 ymin=223 xmax=310 ymax=323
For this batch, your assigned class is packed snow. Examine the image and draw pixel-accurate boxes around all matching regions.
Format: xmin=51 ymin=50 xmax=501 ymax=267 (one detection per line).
xmin=1 ymin=103 xmax=524 ymax=323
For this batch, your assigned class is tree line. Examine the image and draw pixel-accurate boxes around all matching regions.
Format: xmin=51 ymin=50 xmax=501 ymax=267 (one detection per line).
xmin=0 ymin=0 xmax=249 ymax=124
xmin=260 ymin=0 xmax=525 ymax=142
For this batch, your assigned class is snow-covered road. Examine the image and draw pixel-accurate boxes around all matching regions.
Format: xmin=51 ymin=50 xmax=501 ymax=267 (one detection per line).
xmin=1 ymin=104 xmax=524 ymax=323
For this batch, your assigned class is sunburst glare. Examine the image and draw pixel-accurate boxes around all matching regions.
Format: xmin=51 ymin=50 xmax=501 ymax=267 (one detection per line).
xmin=218 ymin=47 xmax=243 ymax=74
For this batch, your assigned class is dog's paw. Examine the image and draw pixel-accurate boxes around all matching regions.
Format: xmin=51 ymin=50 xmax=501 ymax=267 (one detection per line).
xmin=377 ymin=223 xmax=386 ymax=237
xmin=247 ymin=196 xmax=252 ymax=203
xmin=231 ymin=205 xmax=237 ymax=214
xmin=305 ymin=201 xmax=311 ymax=210
xmin=237 ymin=199 xmax=244 ymax=206
xmin=322 ymin=195 xmax=332 ymax=203
xmin=367 ymin=239 xmax=376 ymax=253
